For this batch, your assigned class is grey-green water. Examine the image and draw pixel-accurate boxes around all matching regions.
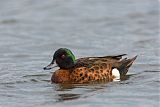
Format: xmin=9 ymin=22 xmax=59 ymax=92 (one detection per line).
xmin=0 ymin=0 xmax=159 ymax=107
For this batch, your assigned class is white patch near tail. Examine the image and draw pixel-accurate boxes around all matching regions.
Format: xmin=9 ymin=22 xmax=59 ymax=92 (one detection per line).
xmin=112 ymin=68 xmax=120 ymax=81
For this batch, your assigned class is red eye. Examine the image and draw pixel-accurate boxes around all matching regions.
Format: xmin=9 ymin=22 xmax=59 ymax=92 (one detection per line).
xmin=61 ymin=54 xmax=65 ymax=59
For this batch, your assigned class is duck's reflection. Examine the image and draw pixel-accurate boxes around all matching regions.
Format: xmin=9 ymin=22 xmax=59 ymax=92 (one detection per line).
xmin=54 ymin=83 xmax=81 ymax=102
xmin=57 ymin=93 xmax=81 ymax=102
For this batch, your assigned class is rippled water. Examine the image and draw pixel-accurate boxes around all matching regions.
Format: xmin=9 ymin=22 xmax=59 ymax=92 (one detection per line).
xmin=0 ymin=0 xmax=159 ymax=107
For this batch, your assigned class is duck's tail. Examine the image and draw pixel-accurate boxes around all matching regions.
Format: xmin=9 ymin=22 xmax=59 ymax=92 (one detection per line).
xmin=118 ymin=55 xmax=137 ymax=76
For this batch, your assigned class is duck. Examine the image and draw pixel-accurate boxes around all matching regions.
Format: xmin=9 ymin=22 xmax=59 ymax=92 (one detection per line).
xmin=43 ymin=48 xmax=137 ymax=84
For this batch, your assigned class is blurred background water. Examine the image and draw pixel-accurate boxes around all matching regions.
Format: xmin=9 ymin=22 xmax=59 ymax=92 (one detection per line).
xmin=0 ymin=0 xmax=159 ymax=107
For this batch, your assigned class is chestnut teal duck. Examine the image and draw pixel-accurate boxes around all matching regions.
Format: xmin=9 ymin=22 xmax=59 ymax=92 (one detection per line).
xmin=44 ymin=48 xmax=137 ymax=83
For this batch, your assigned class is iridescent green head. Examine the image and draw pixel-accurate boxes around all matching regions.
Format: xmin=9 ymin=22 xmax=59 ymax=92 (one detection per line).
xmin=44 ymin=48 xmax=76 ymax=70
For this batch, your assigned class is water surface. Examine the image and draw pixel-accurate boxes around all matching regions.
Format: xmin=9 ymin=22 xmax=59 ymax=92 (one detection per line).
xmin=0 ymin=0 xmax=159 ymax=107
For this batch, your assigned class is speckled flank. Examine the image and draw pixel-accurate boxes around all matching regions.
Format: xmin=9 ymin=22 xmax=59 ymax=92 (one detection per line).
xmin=53 ymin=64 xmax=116 ymax=83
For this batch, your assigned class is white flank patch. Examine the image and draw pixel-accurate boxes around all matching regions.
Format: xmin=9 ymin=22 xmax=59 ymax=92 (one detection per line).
xmin=112 ymin=68 xmax=120 ymax=81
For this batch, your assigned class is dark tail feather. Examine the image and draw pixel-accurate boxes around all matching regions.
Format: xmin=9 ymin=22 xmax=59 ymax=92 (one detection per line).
xmin=118 ymin=55 xmax=137 ymax=76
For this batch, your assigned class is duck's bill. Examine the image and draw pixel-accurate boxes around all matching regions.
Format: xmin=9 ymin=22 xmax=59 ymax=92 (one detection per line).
xmin=43 ymin=63 xmax=58 ymax=70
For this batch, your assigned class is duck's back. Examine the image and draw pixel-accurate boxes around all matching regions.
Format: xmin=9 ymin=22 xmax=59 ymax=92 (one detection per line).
xmin=68 ymin=54 xmax=137 ymax=83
